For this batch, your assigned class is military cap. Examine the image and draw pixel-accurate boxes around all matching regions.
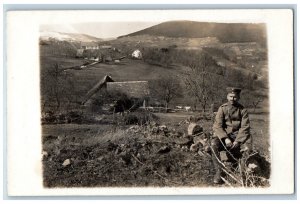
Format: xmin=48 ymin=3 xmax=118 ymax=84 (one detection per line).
xmin=226 ymin=87 xmax=242 ymax=95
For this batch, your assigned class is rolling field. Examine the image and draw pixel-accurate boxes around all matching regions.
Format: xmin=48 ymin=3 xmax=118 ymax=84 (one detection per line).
xmin=40 ymin=56 xmax=88 ymax=70
xmin=67 ymin=59 xmax=186 ymax=83
xmin=41 ymin=56 xmax=188 ymax=102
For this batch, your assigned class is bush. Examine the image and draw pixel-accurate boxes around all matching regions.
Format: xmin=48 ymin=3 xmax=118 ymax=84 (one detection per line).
xmin=65 ymin=111 xmax=83 ymax=123
xmin=42 ymin=111 xmax=86 ymax=124
xmin=124 ymin=114 xmax=139 ymax=125
xmin=90 ymin=90 xmax=136 ymax=113
xmin=123 ymin=111 xmax=159 ymax=125
xmin=42 ymin=111 xmax=56 ymax=124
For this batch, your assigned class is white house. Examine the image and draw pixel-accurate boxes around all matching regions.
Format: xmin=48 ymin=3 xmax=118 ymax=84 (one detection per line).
xmin=131 ymin=49 xmax=142 ymax=59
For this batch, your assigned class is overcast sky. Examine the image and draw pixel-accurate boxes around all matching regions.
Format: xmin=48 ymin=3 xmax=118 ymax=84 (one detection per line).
xmin=40 ymin=22 xmax=161 ymax=39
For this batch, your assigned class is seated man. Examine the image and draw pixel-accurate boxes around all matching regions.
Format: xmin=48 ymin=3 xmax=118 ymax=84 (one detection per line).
xmin=211 ymin=87 xmax=252 ymax=184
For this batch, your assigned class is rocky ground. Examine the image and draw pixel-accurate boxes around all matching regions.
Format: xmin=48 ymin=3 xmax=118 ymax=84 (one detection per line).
xmin=42 ymin=112 xmax=270 ymax=188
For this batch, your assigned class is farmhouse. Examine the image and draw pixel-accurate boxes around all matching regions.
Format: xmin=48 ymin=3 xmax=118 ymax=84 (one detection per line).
xmin=81 ymin=42 xmax=99 ymax=50
xmin=76 ymin=44 xmax=125 ymax=62
xmin=82 ymin=75 xmax=150 ymax=112
xmin=100 ymin=45 xmax=112 ymax=49
xmin=76 ymin=42 xmax=100 ymax=58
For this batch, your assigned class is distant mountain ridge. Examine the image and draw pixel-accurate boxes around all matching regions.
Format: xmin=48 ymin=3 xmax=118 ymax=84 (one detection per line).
xmin=120 ymin=21 xmax=267 ymax=45
xmin=40 ymin=31 xmax=103 ymax=42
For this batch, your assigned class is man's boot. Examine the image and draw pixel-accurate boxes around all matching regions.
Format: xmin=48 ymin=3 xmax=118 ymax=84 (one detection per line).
xmin=211 ymin=147 xmax=223 ymax=184
xmin=211 ymin=150 xmax=223 ymax=184
xmin=211 ymin=138 xmax=223 ymax=184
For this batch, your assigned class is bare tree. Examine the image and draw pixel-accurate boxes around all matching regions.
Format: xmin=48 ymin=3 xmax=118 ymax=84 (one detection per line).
xmin=150 ymin=75 xmax=182 ymax=112
xmin=252 ymin=97 xmax=263 ymax=113
xmin=239 ymin=91 xmax=264 ymax=113
xmin=184 ymin=53 xmax=224 ymax=113
xmin=41 ymin=63 xmax=75 ymax=112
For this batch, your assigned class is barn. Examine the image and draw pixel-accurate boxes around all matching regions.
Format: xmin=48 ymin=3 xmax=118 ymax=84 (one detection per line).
xmin=82 ymin=75 xmax=150 ymax=112
xmin=106 ymin=81 xmax=150 ymax=99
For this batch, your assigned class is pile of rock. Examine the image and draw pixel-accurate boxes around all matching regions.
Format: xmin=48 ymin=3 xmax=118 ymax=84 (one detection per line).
xmin=125 ymin=121 xmax=211 ymax=156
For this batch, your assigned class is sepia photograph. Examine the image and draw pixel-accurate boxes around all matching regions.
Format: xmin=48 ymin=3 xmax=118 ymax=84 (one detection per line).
xmin=6 ymin=9 xmax=294 ymax=196
xmin=40 ymin=19 xmax=270 ymax=188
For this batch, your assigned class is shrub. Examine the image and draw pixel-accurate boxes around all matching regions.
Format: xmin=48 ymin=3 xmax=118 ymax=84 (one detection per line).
xmin=123 ymin=111 xmax=159 ymax=125
xmin=124 ymin=114 xmax=139 ymax=125
xmin=42 ymin=111 xmax=56 ymax=124
xmin=65 ymin=111 xmax=83 ymax=123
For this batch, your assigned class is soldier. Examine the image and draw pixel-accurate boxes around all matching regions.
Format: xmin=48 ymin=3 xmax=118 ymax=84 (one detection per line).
xmin=211 ymin=87 xmax=252 ymax=184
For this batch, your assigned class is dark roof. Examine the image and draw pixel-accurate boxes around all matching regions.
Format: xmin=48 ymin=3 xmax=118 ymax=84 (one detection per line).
xmin=106 ymin=81 xmax=150 ymax=98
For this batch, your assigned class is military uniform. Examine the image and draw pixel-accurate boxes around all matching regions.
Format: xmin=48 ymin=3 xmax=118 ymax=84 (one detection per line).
xmin=210 ymin=88 xmax=252 ymax=184
xmin=212 ymin=102 xmax=252 ymax=146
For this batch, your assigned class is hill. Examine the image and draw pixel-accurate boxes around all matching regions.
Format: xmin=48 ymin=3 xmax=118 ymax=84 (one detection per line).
xmin=108 ymin=34 xmax=268 ymax=80
xmin=121 ymin=21 xmax=267 ymax=46
xmin=40 ymin=31 xmax=103 ymax=42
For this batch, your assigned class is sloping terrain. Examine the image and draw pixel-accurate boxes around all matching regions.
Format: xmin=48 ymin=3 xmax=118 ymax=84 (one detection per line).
xmin=121 ymin=21 xmax=267 ymax=45
xmin=40 ymin=31 xmax=103 ymax=42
